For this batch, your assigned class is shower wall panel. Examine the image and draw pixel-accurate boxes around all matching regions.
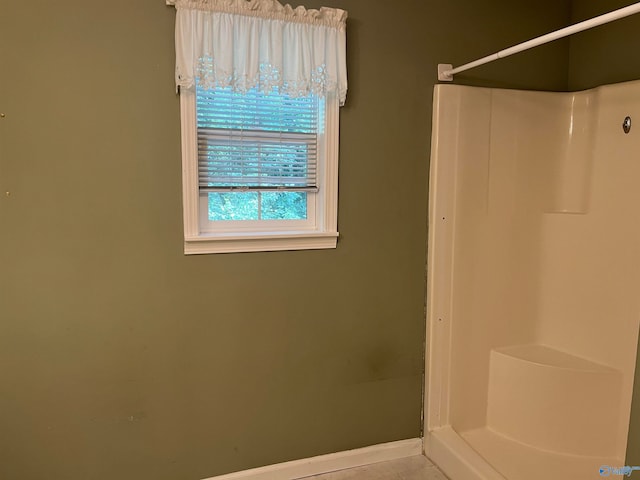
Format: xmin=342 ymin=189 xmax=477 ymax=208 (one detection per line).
xmin=426 ymin=80 xmax=640 ymax=480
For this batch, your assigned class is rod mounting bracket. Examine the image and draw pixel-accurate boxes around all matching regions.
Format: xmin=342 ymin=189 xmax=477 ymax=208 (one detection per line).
xmin=438 ymin=64 xmax=454 ymax=82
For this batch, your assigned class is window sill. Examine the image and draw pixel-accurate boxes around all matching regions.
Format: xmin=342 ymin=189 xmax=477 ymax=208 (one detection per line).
xmin=184 ymin=231 xmax=339 ymax=255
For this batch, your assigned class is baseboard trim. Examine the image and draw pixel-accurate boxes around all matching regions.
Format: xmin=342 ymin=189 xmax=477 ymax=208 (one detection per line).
xmin=202 ymin=438 xmax=423 ymax=480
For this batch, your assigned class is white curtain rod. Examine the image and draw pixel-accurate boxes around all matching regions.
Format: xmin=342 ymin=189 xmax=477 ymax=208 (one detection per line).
xmin=438 ymin=2 xmax=640 ymax=81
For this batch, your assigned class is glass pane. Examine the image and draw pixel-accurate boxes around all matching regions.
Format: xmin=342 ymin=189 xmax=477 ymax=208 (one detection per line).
xmin=261 ymin=192 xmax=307 ymax=220
xmin=208 ymin=192 xmax=259 ymax=221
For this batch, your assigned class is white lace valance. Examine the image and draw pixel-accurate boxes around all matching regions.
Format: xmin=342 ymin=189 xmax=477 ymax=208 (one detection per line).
xmin=168 ymin=0 xmax=348 ymax=105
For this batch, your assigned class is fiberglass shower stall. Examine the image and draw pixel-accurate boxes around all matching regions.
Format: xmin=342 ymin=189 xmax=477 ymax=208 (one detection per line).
xmin=424 ymin=80 xmax=640 ymax=480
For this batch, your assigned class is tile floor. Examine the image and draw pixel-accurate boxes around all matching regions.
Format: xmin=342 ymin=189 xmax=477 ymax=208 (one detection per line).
xmin=300 ymin=455 xmax=449 ymax=480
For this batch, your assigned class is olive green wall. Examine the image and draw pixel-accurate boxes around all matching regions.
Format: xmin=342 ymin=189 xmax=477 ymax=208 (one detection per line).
xmin=569 ymin=0 xmax=640 ymax=91
xmin=0 ymin=1 xmax=570 ymax=479
xmin=568 ymin=1 xmax=640 ymax=466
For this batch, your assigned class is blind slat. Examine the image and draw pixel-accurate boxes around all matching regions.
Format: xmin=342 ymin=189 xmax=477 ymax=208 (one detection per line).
xmin=198 ymin=129 xmax=317 ymax=142
xmin=200 ymin=186 xmax=319 ymax=193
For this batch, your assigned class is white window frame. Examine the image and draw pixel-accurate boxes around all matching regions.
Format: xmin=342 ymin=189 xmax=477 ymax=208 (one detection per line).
xmin=179 ymin=88 xmax=340 ymax=255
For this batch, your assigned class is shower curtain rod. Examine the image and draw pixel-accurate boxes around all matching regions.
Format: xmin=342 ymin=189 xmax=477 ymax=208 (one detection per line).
xmin=438 ymin=2 xmax=640 ymax=81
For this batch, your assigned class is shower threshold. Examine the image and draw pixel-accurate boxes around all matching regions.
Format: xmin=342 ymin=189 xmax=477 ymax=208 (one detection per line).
xmin=461 ymin=427 xmax=621 ymax=480
xmin=427 ymin=426 xmax=621 ymax=480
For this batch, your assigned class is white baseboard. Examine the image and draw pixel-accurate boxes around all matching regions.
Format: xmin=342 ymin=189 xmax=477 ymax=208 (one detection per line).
xmin=202 ymin=438 xmax=424 ymax=480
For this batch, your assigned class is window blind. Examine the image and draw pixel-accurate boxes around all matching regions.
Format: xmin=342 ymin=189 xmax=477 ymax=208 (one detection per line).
xmin=197 ymin=86 xmax=320 ymax=192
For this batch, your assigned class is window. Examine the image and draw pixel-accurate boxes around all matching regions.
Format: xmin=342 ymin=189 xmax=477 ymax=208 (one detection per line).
xmin=180 ymin=85 xmax=340 ymax=254
xmin=169 ymin=0 xmax=348 ymax=254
